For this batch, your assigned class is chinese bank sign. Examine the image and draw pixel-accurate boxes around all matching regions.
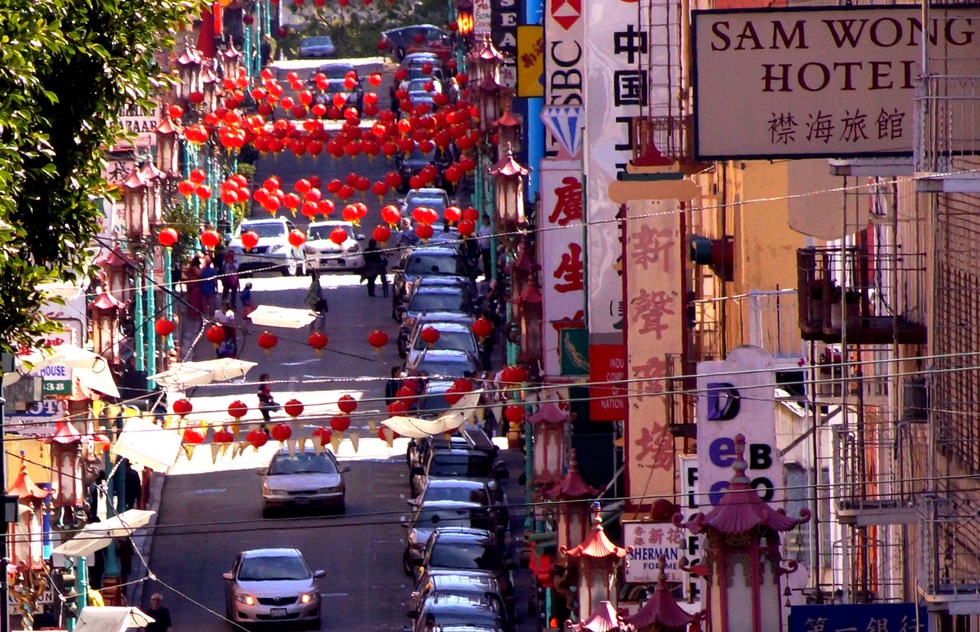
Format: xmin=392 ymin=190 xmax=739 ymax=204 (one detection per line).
xmin=692 ymin=5 xmax=980 ymax=159
xmin=789 ymin=603 xmax=926 ymax=632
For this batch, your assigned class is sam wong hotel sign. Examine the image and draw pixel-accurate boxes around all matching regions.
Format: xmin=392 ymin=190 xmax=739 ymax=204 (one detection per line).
xmin=692 ymin=5 xmax=980 ymax=159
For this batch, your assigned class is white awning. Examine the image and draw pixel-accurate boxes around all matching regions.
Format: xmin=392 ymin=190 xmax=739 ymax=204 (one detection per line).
xmin=74 ymin=606 xmax=154 ymax=632
xmin=246 ymin=305 xmax=318 ymax=329
xmin=53 ymin=509 xmax=155 ymax=558
xmin=112 ymin=416 xmax=183 ymax=473
xmin=148 ymin=357 xmax=257 ymax=388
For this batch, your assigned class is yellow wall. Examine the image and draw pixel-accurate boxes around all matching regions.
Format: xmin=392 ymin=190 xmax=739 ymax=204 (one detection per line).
xmin=4 ymin=435 xmax=52 ymax=491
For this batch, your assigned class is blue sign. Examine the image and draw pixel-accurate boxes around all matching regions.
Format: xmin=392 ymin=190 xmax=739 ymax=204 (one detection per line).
xmin=789 ymin=603 xmax=927 ymax=632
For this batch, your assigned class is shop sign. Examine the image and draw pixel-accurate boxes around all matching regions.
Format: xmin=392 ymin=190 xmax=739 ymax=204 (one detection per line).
xmin=589 ymin=343 xmax=626 ymax=420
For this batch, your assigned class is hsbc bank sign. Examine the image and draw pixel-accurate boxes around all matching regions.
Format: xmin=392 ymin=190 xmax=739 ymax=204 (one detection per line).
xmin=544 ymin=0 xmax=584 ymax=156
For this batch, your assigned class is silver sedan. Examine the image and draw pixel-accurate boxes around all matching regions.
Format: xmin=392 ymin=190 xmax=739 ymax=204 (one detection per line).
xmin=223 ymin=548 xmax=324 ymax=628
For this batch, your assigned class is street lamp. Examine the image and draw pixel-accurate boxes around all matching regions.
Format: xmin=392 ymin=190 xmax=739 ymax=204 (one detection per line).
xmin=155 ymin=115 xmax=181 ymax=176
xmin=562 ymin=502 xmax=628 ymax=621
xmin=175 ymin=48 xmax=203 ymax=102
xmin=477 ymin=74 xmax=502 ymax=136
xmin=527 ymin=398 xmax=569 ymax=485
xmin=122 ymin=166 xmax=150 ymax=238
xmin=513 ymin=278 xmax=543 ymax=365
xmin=221 ymin=41 xmax=241 ymax=80
xmin=489 ymin=145 xmax=528 ymax=227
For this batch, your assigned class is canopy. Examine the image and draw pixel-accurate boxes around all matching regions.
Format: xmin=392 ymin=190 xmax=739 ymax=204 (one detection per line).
xmin=381 ymin=390 xmax=483 ymax=438
xmin=53 ymin=509 xmax=156 ymax=558
xmin=74 ymin=606 xmax=154 ymax=632
xmin=148 ymin=357 xmax=257 ymax=388
xmin=112 ymin=416 xmax=184 ymax=473
xmin=246 ymin=305 xmax=318 ymax=329
xmin=2 ymin=345 xmax=117 ymax=398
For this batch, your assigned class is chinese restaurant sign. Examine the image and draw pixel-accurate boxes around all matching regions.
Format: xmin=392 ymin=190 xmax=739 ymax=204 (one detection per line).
xmin=789 ymin=603 xmax=926 ymax=632
xmin=692 ymin=5 xmax=980 ymax=159
xmin=584 ymin=0 xmax=642 ymax=335
xmin=624 ymin=199 xmax=683 ymax=507
xmin=539 ymin=160 xmax=587 ymax=379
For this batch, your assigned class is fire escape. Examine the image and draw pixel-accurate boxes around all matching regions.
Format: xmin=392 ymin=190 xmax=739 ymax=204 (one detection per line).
xmin=913 ymin=7 xmax=980 ymax=616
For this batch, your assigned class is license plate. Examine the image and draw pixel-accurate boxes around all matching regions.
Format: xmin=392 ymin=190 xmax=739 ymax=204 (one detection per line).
xmin=294 ymin=497 xmax=310 ymax=505
xmin=270 ymin=608 xmax=288 ymax=618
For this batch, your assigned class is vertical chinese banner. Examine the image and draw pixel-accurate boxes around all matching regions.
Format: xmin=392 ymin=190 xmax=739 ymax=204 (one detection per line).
xmin=584 ymin=0 xmax=642 ymax=335
xmin=490 ymin=0 xmax=519 ymax=89
xmin=539 ymin=161 xmax=586 ymax=379
xmin=624 ymin=199 xmax=683 ymax=508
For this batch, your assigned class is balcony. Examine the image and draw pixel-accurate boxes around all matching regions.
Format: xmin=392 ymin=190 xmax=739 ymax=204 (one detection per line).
xmin=797 ymin=248 xmax=927 ymax=346
xmin=915 ymin=75 xmax=980 ymax=194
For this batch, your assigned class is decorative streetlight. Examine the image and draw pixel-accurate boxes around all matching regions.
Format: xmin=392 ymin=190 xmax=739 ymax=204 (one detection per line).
xmin=527 ymin=398 xmax=570 ymax=485
xmin=489 ymin=145 xmax=528 ymax=228
xmin=139 ymin=161 xmax=165 ymax=229
xmin=477 ymin=74 xmax=503 ymax=136
xmin=513 ymin=278 xmax=543 ymax=365
xmin=562 ymin=502 xmax=628 ymax=622
xmin=548 ymin=450 xmax=598 ymax=561
xmin=201 ymin=63 xmax=220 ymax=112
xmin=673 ymin=434 xmax=809 ymax=632
xmin=47 ymin=421 xmax=84 ymax=521
xmin=155 ymin=115 xmax=181 ymax=176
xmin=122 ymin=166 xmax=150 ymax=238
xmin=624 ymin=556 xmax=705 ymax=632
xmin=221 ymin=41 xmax=241 ymax=80
xmin=174 ymin=47 xmax=203 ymax=102
xmin=496 ymin=100 xmax=522 ymax=153
xmin=88 ymin=290 xmax=124 ymax=363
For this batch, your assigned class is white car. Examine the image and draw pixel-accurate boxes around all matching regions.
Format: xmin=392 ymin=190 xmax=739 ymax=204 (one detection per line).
xmin=227 ymin=217 xmax=306 ymax=277
xmin=305 ymin=221 xmax=366 ymax=272
xmin=223 ymin=548 xmax=325 ymax=627
xmin=261 ymin=447 xmax=349 ymax=517
xmin=407 ymin=320 xmax=480 ymax=367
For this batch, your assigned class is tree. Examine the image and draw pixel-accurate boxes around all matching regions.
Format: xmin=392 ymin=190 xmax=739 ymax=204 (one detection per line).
xmin=0 ymin=0 xmax=200 ymax=353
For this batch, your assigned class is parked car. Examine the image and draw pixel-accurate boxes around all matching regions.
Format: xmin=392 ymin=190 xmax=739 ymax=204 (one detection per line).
xmin=401 ymin=188 xmax=451 ymax=218
xmin=413 ymin=527 xmax=515 ymax=606
xmin=306 ymin=220 xmax=366 ymax=272
xmin=223 ymin=548 xmax=325 ymax=628
xmin=399 ymin=287 xmax=474 ymax=343
xmin=395 ymin=143 xmax=437 ymax=193
xmin=408 ymin=426 xmax=499 ymax=473
xmin=392 ymin=247 xmax=474 ymax=315
xmin=409 ymin=348 xmax=481 ymax=380
xmin=403 ymin=500 xmax=495 ymax=574
xmin=410 ymin=446 xmax=509 ymax=501
xmin=260 ymin=447 xmax=350 ymax=517
xmin=408 ymin=591 xmax=506 ymax=632
xmin=298 ymin=36 xmax=336 ymax=58
xmin=227 ymin=217 xmax=306 ymax=276
xmin=408 ymin=571 xmax=506 ymax=621
xmin=399 ymin=309 xmax=476 ymax=359
xmin=382 ymin=25 xmax=451 ymax=61
xmin=407 ymin=320 xmax=480 ymax=365
xmin=309 ymin=62 xmax=364 ymax=111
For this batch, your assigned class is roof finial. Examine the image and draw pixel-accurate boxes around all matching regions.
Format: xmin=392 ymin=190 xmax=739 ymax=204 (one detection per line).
xmin=732 ymin=433 xmax=750 ymax=484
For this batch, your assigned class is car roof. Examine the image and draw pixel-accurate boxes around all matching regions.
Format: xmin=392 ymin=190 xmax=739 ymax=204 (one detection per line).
xmin=425 ymin=478 xmax=488 ymax=489
xmin=408 ymin=187 xmax=448 ymax=197
xmin=302 ymin=36 xmax=334 ymax=42
xmin=241 ymin=548 xmax=303 ymax=558
xmin=407 ymin=246 xmax=460 ymax=256
xmin=412 ymin=286 xmax=465 ymax=296
xmin=309 ymin=220 xmax=355 ymax=228
xmin=316 ymin=62 xmax=356 ymax=72
xmin=417 ymin=276 xmax=471 ymax=285
xmin=241 ymin=217 xmax=288 ymax=225
xmin=416 ymin=312 xmax=476 ymax=324
xmin=414 ymin=321 xmax=472 ymax=334
xmin=429 ymin=574 xmax=500 ymax=589
xmin=417 ymin=348 xmax=474 ymax=360
xmin=432 ymin=527 xmax=495 ymax=542
xmin=416 ymin=500 xmax=486 ymax=511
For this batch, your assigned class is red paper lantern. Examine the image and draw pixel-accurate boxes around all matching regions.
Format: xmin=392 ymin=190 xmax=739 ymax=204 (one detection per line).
xmin=330 ymin=416 xmax=351 ymax=432
xmin=200 ymin=229 xmax=221 ymax=249
xmin=368 ymin=329 xmax=389 ymax=350
xmin=388 ymin=400 xmax=409 ymax=415
xmin=288 ymin=229 xmax=307 ymax=248
xmin=308 ymin=331 xmax=328 ymax=351
xmin=258 ymin=331 xmax=278 ymax=350
xmin=504 ymin=405 xmax=526 ymax=423
xmin=154 ymin=317 xmax=175 ymax=337
xmin=312 ymin=426 xmax=332 ymax=447
xmin=472 ymin=317 xmax=493 ymax=339
xmin=453 ymin=378 xmax=474 ymax=393
xmin=284 ymin=399 xmax=305 ymax=419
xmin=270 ymin=423 xmax=292 ymax=442
xmin=228 ymin=400 xmax=248 ymax=419
xmin=415 ymin=224 xmax=434 ymax=241
xmin=173 ymin=398 xmax=193 ymax=415
xmin=158 ymin=228 xmax=179 ymax=247
xmin=463 ymin=207 xmax=480 ymax=222
xmin=373 ymin=225 xmax=391 ymax=244
xmin=241 ymin=230 xmax=259 ymax=250
xmin=381 ymin=205 xmax=401 ymax=227
xmin=182 ymin=428 xmax=205 ymax=444
xmin=246 ymin=428 xmax=269 ymax=449
xmin=213 ymin=428 xmax=235 ymax=444
xmin=420 ymin=327 xmax=440 ymax=346
xmin=337 ymin=394 xmax=358 ymax=414
xmin=457 ymin=219 xmax=475 ymax=237
xmin=206 ymin=324 xmax=226 ymax=345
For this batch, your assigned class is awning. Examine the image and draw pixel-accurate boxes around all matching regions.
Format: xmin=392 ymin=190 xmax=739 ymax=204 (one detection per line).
xmin=53 ymin=509 xmax=156 ymax=558
xmin=112 ymin=416 xmax=184 ymax=473
xmin=52 ymin=535 xmax=113 ymax=558
xmin=381 ymin=390 xmax=483 ymax=438
xmin=73 ymin=606 xmax=154 ymax=632
xmin=148 ymin=357 xmax=257 ymax=388
xmin=246 ymin=305 xmax=318 ymax=329
xmin=3 ymin=345 xmax=112 ymax=388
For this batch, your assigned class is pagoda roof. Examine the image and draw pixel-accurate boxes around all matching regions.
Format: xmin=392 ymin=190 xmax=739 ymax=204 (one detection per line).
xmin=546 ymin=449 xmax=598 ymax=500
xmin=625 ymin=557 xmax=703 ymax=630
xmin=562 ymin=505 xmax=628 ymax=560
xmin=488 ymin=152 xmax=528 ymax=178
xmin=8 ymin=455 xmax=50 ymax=500
xmin=528 ymin=400 xmax=571 ymax=425
xmin=567 ymin=601 xmax=627 ymax=632
xmin=675 ymin=434 xmax=810 ymax=535
xmin=155 ymin=115 xmax=180 ymax=136
xmin=496 ymin=109 xmax=521 ymax=128
xmin=94 ymin=247 xmax=136 ymax=270
xmin=512 ymin=282 xmax=542 ymax=305
xmin=47 ymin=420 xmax=82 ymax=445
xmin=89 ymin=290 xmax=123 ymax=312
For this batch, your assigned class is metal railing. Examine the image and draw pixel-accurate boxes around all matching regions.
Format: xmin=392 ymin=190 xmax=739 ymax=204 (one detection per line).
xmin=691 ymin=288 xmax=801 ymax=360
xmin=915 ymin=75 xmax=980 ymax=173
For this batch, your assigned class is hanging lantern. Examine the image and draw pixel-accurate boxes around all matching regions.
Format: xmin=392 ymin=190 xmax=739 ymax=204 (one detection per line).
xmin=173 ymin=398 xmax=193 ymax=415
xmin=308 ymin=331 xmax=328 ymax=351
xmin=241 ymin=230 xmax=259 ymax=250
xmin=372 ymin=225 xmax=391 ymax=245
xmin=368 ymin=329 xmax=389 ymax=352
xmin=388 ymin=400 xmax=409 ymax=415
xmin=246 ymin=428 xmax=269 ymax=450
xmin=420 ymin=327 xmax=441 ymax=347
xmin=183 ymin=428 xmax=205 ymax=444
xmin=157 ymin=227 xmax=179 ymax=247
xmin=154 ymin=317 xmax=175 ymax=337
xmin=200 ymin=229 xmax=221 ymax=249
xmin=270 ymin=423 xmax=292 ymax=442
xmin=312 ymin=427 xmax=332 ymax=449
xmin=473 ymin=317 xmax=494 ymax=340
xmin=288 ymin=229 xmax=307 ymax=248
xmin=503 ymin=405 xmax=525 ymax=424
xmin=337 ymin=395 xmax=358 ymax=414
xmin=258 ymin=331 xmax=278 ymax=351
xmin=329 ymin=227 xmax=349 ymax=245
xmin=330 ymin=416 xmax=351 ymax=432
xmin=206 ymin=324 xmax=226 ymax=345
xmin=381 ymin=205 xmax=401 ymax=227
xmin=228 ymin=400 xmax=249 ymax=419
xmin=284 ymin=399 xmax=305 ymax=419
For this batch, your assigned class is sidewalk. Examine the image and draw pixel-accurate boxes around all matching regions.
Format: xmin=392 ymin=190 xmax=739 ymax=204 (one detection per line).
xmin=498 ymin=446 xmax=541 ymax=632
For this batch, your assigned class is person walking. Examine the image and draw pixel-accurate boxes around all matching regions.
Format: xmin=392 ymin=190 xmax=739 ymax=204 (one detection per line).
xmin=257 ymin=373 xmax=279 ymax=429
xmin=144 ymin=593 xmax=173 ymax=632
xmin=362 ymin=239 xmax=387 ymax=297
xmin=221 ymin=251 xmax=240 ymax=308
xmin=477 ymin=215 xmax=493 ymax=278
xmin=182 ymin=255 xmax=204 ymax=323
xmin=305 ymin=269 xmax=328 ymax=332
xmin=214 ymin=300 xmax=237 ymax=357
xmin=200 ymin=255 xmax=219 ymax=318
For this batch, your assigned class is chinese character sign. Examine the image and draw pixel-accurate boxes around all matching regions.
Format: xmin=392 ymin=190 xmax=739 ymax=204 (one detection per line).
xmin=624 ymin=199 xmax=683 ymax=506
xmin=692 ymin=5 xmax=980 ymax=159
xmin=788 ymin=604 xmax=927 ymax=632
xmin=539 ymin=161 xmax=587 ymax=378
xmin=584 ymin=0 xmax=643 ymax=335
xmin=623 ymin=522 xmax=685 ymax=584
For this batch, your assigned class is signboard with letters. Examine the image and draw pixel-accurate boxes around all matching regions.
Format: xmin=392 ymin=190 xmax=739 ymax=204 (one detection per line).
xmin=539 ymin=161 xmax=587 ymax=379
xmin=789 ymin=603 xmax=926 ymax=632
xmin=589 ymin=343 xmax=626 ymax=420
xmin=678 ymin=454 xmax=705 ymax=604
xmin=113 ymin=104 xmax=160 ymax=151
xmin=696 ymin=346 xmax=783 ymax=507
xmin=543 ymin=0 xmax=585 ymax=157
xmin=692 ymin=5 xmax=980 ymax=159
xmin=490 ymin=0 xmax=519 ymax=88
xmin=516 ymin=26 xmax=544 ymax=98
xmin=623 ymin=521 xmax=684 ymax=583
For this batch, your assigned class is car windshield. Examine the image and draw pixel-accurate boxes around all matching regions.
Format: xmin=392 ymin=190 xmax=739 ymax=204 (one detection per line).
xmin=309 ymin=225 xmax=353 ymax=241
xmin=239 ymin=223 xmax=286 ymax=238
xmin=429 ymin=455 xmax=495 ymax=478
xmin=238 ymin=555 xmax=311 ymax=581
xmin=429 ymin=543 xmax=502 ymax=571
xmin=304 ymin=37 xmax=333 ymax=46
xmin=414 ymin=508 xmax=479 ymax=529
xmin=416 ymin=358 xmax=472 ymax=378
xmin=414 ymin=330 xmax=476 ymax=354
xmin=269 ymin=453 xmax=339 ymax=475
xmin=423 ymin=486 xmax=489 ymax=505
xmin=405 ymin=254 xmax=463 ymax=276
xmin=408 ymin=291 xmax=466 ymax=313
xmin=318 ymin=64 xmax=355 ymax=80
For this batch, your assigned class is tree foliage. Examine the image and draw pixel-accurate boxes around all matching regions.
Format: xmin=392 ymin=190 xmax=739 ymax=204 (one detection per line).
xmin=0 ymin=0 xmax=202 ymax=353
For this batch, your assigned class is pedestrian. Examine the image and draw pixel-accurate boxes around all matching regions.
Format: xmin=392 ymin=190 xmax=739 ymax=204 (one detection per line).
xmin=144 ymin=593 xmax=173 ymax=632
xmin=240 ymin=282 xmax=256 ymax=319
xmin=305 ymin=269 xmax=328 ymax=332
xmin=396 ymin=217 xmax=419 ymax=251
xmin=214 ymin=300 xmax=237 ymax=358
xmin=182 ymin=255 xmax=204 ymax=325
xmin=124 ymin=461 xmax=141 ymax=510
xmin=385 ymin=366 xmax=403 ymax=404
xmin=200 ymin=255 xmax=219 ymax=318
xmin=221 ymin=251 xmax=240 ymax=308
xmin=477 ymin=215 xmax=493 ymax=278
xmin=257 ymin=373 xmax=279 ymax=428
xmin=362 ymin=239 xmax=387 ymax=297
xmin=87 ymin=470 xmax=105 ymax=520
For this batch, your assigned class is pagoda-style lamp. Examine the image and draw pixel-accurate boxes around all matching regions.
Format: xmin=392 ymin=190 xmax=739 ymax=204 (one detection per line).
xmin=201 ymin=63 xmax=220 ymax=111
xmin=93 ymin=248 xmax=135 ymax=307
xmin=89 ymin=290 xmax=124 ymax=362
xmin=562 ymin=502 xmax=628 ymax=621
xmin=122 ymin=166 xmax=150 ymax=238
xmin=496 ymin=103 xmax=522 ymax=153
xmin=221 ymin=41 xmax=241 ymax=80
xmin=48 ymin=421 xmax=83 ymax=512
xmin=471 ymin=33 xmax=503 ymax=84
xmin=7 ymin=452 xmax=50 ymax=569
xmin=567 ymin=601 xmax=629 ymax=631
xmin=140 ymin=161 xmax=165 ymax=228
xmin=527 ymin=398 xmax=571 ymax=485
xmin=478 ymin=74 xmax=502 ymax=135
xmin=155 ymin=115 xmax=181 ymax=176
xmin=175 ymin=48 xmax=203 ymax=101
xmin=674 ymin=434 xmax=809 ymax=632
xmin=513 ymin=279 xmax=543 ymax=365
xmin=548 ymin=450 xmax=599 ymax=561
xmin=624 ymin=556 xmax=704 ymax=632
xmin=489 ymin=145 xmax=528 ymax=227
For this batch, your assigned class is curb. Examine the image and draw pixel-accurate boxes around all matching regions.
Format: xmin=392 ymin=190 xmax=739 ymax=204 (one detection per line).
xmin=127 ymin=469 xmax=167 ymax=609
